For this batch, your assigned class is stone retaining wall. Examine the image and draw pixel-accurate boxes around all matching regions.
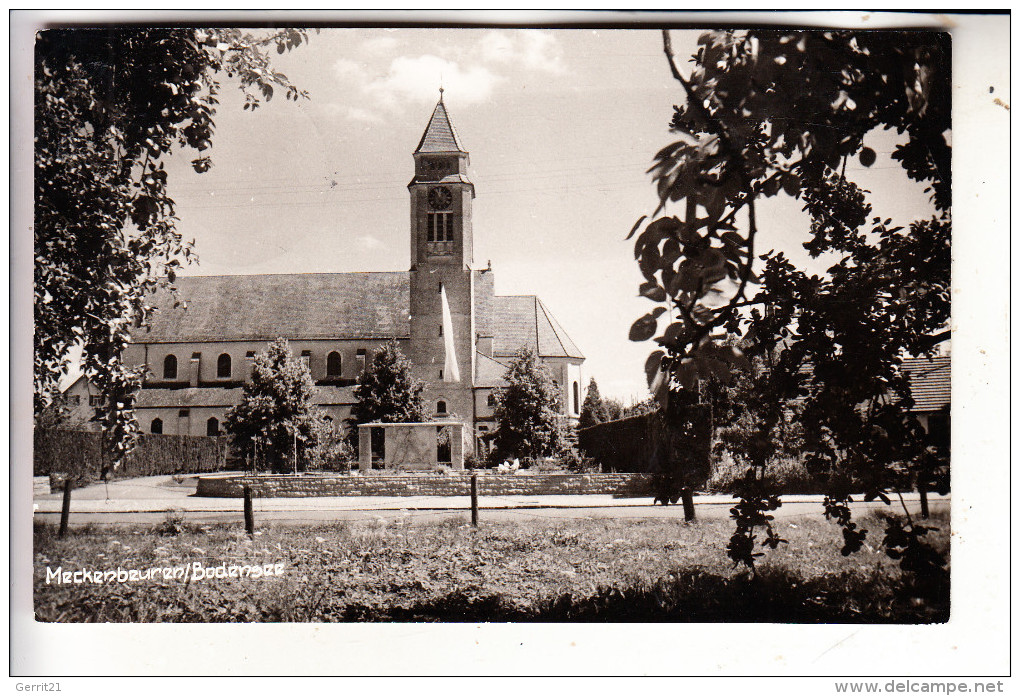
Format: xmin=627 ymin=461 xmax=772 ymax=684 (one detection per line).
xmin=196 ymin=472 xmax=655 ymax=498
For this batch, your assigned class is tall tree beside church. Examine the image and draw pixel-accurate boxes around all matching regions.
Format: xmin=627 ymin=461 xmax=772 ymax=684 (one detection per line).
xmin=34 ymin=28 xmax=313 ymax=474
xmin=629 ymin=29 xmax=950 ymax=578
xmin=493 ymin=347 xmax=561 ymax=459
xmin=349 ymin=341 xmax=429 ymax=426
xmin=578 ymin=377 xmax=609 ymax=430
xmin=224 ymin=339 xmax=322 ymax=473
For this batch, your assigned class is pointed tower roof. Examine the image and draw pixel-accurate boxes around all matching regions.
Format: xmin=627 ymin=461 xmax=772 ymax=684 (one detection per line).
xmin=414 ymin=93 xmax=467 ymax=154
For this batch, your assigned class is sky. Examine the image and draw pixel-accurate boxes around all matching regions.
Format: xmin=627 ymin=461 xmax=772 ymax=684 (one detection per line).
xmin=159 ymin=27 xmax=939 ymax=404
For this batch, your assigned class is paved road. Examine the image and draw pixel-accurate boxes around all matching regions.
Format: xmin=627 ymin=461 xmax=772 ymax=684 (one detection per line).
xmin=32 ymin=474 xmax=948 ymax=527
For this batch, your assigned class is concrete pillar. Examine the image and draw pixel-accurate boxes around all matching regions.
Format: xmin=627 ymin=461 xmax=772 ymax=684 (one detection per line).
xmin=358 ymin=425 xmax=371 ymax=473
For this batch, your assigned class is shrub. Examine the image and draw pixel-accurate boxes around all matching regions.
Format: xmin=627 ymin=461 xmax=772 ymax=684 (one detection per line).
xmin=307 ymin=425 xmax=355 ymax=473
xmin=157 ymin=509 xmax=186 ymax=536
xmin=555 ymin=446 xmax=599 ymax=473
xmin=532 ymin=457 xmax=564 ymax=473
xmin=705 ymin=454 xmax=898 ymax=496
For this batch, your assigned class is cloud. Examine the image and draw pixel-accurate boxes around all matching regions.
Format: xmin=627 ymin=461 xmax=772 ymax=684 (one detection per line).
xmin=332 ymin=57 xmax=367 ymax=82
xmin=365 ymin=55 xmax=500 ymax=108
xmin=477 ymin=30 xmax=567 ymax=75
xmin=328 ymin=32 xmax=567 ymax=121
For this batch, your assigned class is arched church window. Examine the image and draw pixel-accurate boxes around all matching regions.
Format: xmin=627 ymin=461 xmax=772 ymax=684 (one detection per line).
xmin=163 ymin=354 xmax=177 ymax=380
xmin=151 ymin=418 xmax=163 ymax=434
xmin=217 ymin=353 xmax=231 ymax=379
xmin=436 ymin=400 xmax=447 ymax=415
xmin=207 ymin=417 xmax=219 ymax=436
xmin=573 ymin=381 xmax=580 ymax=415
xmin=326 ymin=351 xmax=342 ymax=377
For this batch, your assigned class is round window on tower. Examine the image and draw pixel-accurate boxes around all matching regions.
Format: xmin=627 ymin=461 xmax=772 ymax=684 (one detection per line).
xmin=428 ymin=186 xmax=453 ymax=210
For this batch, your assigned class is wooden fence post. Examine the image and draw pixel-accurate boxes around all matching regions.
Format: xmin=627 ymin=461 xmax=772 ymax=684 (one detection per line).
xmin=470 ymin=473 xmax=479 ymax=527
xmin=58 ymin=478 xmax=72 ymax=538
xmin=680 ymin=486 xmax=695 ymax=522
xmin=243 ymin=485 xmax=255 ymax=535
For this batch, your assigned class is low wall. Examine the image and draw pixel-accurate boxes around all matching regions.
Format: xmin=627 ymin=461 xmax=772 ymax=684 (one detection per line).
xmin=196 ymin=472 xmax=655 ymax=498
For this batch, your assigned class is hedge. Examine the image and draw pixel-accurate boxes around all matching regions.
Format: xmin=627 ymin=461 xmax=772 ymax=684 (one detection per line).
xmin=33 ymin=429 xmax=229 ymax=480
xmin=576 ymin=406 xmax=711 ymax=487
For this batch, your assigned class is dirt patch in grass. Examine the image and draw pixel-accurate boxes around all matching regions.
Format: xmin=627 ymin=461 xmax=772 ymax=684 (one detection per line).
xmin=33 ymin=511 xmax=948 ymax=623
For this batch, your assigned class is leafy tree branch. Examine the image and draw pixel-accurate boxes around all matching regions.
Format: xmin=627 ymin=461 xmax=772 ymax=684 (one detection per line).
xmin=35 ymin=28 xmax=314 ymax=474
xmin=632 ymin=29 xmax=950 ymax=575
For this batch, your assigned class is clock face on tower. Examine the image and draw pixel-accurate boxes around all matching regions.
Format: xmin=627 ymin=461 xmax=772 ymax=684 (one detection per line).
xmin=427 ymin=186 xmax=453 ymax=210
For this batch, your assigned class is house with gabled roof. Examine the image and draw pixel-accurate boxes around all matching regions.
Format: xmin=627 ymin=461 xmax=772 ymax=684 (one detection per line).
xmin=116 ymin=94 xmax=585 ymax=454
xmin=900 ymin=355 xmax=950 ymax=443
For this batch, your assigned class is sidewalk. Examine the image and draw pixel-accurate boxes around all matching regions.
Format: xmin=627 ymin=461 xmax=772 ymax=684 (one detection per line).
xmin=32 ymin=474 xmax=938 ymax=515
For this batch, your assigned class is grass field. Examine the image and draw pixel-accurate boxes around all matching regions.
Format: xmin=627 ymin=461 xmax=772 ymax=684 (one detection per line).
xmin=34 ymin=511 xmax=949 ymax=623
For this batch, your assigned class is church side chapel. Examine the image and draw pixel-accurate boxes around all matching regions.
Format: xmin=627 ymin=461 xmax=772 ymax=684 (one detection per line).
xmin=109 ymin=94 xmax=585 ymax=457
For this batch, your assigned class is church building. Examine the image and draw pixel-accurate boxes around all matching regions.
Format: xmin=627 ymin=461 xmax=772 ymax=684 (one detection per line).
xmin=112 ymin=96 xmax=585 ymax=455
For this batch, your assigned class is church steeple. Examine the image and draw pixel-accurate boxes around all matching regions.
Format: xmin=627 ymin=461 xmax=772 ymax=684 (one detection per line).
xmin=414 ymin=91 xmax=467 ymax=155
xmin=407 ymin=95 xmax=477 ymax=424
xmin=408 ymin=95 xmax=474 ymax=268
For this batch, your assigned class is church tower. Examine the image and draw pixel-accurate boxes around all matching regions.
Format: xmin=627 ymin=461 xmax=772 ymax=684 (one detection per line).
xmin=407 ymin=92 xmax=477 ymax=424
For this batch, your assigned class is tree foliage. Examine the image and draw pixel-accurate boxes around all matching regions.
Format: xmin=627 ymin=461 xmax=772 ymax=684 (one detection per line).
xmin=577 ymin=378 xmax=608 ymax=430
xmin=707 ymin=349 xmax=805 ymax=473
xmin=34 ymin=27 xmax=313 ymax=473
xmin=621 ymin=397 xmax=657 ymax=419
xmin=631 ymin=30 xmax=950 ymax=576
xmin=307 ymin=422 xmax=356 ymax=473
xmin=349 ymin=341 xmax=429 ymax=426
xmin=603 ymin=397 xmax=624 ymax=422
xmin=577 ymin=378 xmax=627 ymax=429
xmin=493 ymin=348 xmax=561 ymax=459
xmin=224 ymin=338 xmax=321 ymax=473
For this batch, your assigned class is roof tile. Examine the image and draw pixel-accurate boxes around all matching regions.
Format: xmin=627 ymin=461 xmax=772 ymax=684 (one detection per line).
xmin=138 ymin=273 xmax=409 ymax=343
xmin=415 ymin=100 xmax=466 ymax=154
xmin=901 ymin=356 xmax=950 ymax=413
xmin=134 ymin=274 xmax=583 ymax=363
xmin=492 ymin=295 xmax=584 ymax=359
